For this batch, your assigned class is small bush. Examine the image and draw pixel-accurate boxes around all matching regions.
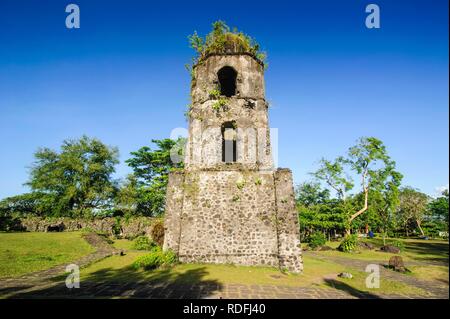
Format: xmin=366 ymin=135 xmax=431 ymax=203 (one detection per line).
xmin=112 ymin=217 xmax=122 ymax=237
xmin=338 ymin=234 xmax=358 ymax=252
xmin=132 ymin=248 xmax=163 ymax=270
xmin=133 ymin=236 xmax=155 ymax=251
xmin=307 ymin=232 xmax=326 ymax=249
xmin=132 ymin=247 xmax=178 ymax=270
xmin=151 ymin=220 xmax=165 ymax=247
xmin=162 ymin=249 xmax=178 ymax=265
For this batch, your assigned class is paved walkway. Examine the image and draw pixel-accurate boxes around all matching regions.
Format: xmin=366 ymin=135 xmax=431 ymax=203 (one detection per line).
xmin=1 ymin=281 xmax=425 ymax=299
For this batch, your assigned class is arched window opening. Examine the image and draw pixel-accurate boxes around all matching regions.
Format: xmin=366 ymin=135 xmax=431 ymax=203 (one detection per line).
xmin=222 ymin=122 xmax=237 ymax=162
xmin=218 ymin=66 xmax=237 ymax=97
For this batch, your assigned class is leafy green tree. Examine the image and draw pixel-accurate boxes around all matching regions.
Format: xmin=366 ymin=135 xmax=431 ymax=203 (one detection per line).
xmin=428 ymin=190 xmax=449 ymax=230
xmin=27 ymin=135 xmax=119 ymax=217
xmin=295 ymin=181 xmax=330 ymax=207
xmin=126 ymin=138 xmax=185 ymax=216
xmin=426 ymin=189 xmax=449 ymax=233
xmin=312 ymin=137 xmax=401 ymax=235
xmin=114 ymin=174 xmax=139 ymax=216
xmin=0 ymin=192 xmax=49 ymax=216
xmin=296 ymin=182 xmax=348 ymax=240
xmin=298 ymin=200 xmax=348 ymax=240
xmin=346 ymin=137 xmax=398 ymax=233
xmin=312 ymin=157 xmax=353 ymax=200
xmin=369 ymin=166 xmax=403 ymax=244
xmin=397 ymin=187 xmax=430 ymax=236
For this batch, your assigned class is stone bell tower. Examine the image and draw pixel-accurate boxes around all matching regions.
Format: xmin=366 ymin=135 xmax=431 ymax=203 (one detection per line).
xmin=163 ymin=49 xmax=303 ymax=272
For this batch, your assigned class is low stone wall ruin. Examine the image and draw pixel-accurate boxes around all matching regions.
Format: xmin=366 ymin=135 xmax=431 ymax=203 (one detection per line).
xmin=16 ymin=216 xmax=160 ymax=239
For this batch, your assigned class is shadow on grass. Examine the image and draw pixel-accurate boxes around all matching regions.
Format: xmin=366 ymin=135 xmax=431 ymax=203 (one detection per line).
xmin=403 ymin=241 xmax=449 ymax=265
xmin=364 ymin=238 xmax=449 ymax=265
xmin=0 ymin=285 xmax=33 ymax=296
xmin=437 ymin=278 xmax=449 ymax=285
xmin=323 ymin=279 xmax=381 ymax=299
xmin=5 ymin=265 xmax=223 ymax=299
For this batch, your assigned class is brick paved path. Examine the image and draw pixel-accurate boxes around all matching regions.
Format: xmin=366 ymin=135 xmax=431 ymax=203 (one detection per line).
xmin=1 ymin=281 xmax=425 ymax=299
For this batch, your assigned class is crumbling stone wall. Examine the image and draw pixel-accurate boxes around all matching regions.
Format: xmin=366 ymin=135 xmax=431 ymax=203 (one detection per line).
xmin=164 ymin=168 xmax=302 ymax=272
xmin=18 ymin=217 xmax=159 ymax=239
xmin=185 ymin=54 xmax=273 ymax=172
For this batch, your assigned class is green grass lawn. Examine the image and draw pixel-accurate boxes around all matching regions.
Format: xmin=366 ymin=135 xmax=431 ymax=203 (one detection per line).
xmin=112 ymin=238 xmax=136 ymax=251
xmin=1 ymin=233 xmax=446 ymax=298
xmin=0 ymin=232 xmax=95 ymax=278
xmin=75 ymin=238 xmax=428 ymax=296
xmin=307 ymin=237 xmax=449 ymax=264
xmin=306 ymin=237 xmax=448 ymax=290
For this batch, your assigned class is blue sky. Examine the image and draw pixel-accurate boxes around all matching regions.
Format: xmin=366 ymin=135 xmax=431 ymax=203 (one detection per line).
xmin=0 ymin=0 xmax=448 ymax=199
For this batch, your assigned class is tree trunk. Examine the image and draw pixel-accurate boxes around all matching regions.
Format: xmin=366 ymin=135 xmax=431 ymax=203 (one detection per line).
xmin=348 ymin=170 xmax=369 ymax=230
xmin=349 ymin=187 xmax=369 ymax=223
xmin=417 ymin=219 xmax=425 ymax=236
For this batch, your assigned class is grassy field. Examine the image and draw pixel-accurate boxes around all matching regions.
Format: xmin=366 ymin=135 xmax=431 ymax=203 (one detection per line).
xmin=305 ymin=238 xmax=449 ymax=263
xmin=70 ymin=237 xmax=441 ymax=296
xmin=1 ymin=233 xmax=447 ymax=298
xmin=74 ymin=250 xmax=425 ymax=296
xmin=0 ymin=232 xmax=95 ymax=278
xmin=306 ymin=237 xmax=449 ymax=288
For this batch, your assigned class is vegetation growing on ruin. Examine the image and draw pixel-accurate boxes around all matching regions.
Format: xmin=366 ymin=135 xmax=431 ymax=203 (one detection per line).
xmin=236 ymin=179 xmax=246 ymax=190
xmin=189 ymin=20 xmax=267 ymax=61
xmin=188 ymin=20 xmax=267 ymax=69
xmin=207 ymin=86 xmax=229 ymax=112
xmin=183 ymin=175 xmax=200 ymax=200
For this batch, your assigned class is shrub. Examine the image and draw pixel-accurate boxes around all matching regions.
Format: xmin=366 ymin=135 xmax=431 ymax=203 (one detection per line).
xmin=112 ymin=217 xmax=122 ymax=237
xmin=132 ymin=247 xmax=178 ymax=270
xmin=132 ymin=248 xmax=163 ymax=270
xmin=151 ymin=220 xmax=165 ymax=247
xmin=338 ymin=234 xmax=358 ymax=252
xmin=188 ymin=21 xmax=267 ymax=67
xmin=133 ymin=236 xmax=155 ymax=251
xmin=307 ymin=232 xmax=326 ymax=249
xmin=162 ymin=249 xmax=178 ymax=265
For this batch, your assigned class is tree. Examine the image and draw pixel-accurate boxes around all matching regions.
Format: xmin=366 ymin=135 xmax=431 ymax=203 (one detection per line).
xmin=346 ymin=137 xmax=397 ymax=233
xmin=295 ymin=181 xmax=330 ymax=207
xmin=427 ymin=189 xmax=449 ymax=234
xmin=312 ymin=137 xmax=401 ymax=235
xmin=126 ymin=138 xmax=185 ymax=216
xmin=114 ymin=174 xmax=139 ymax=216
xmin=0 ymin=192 xmax=51 ymax=217
xmin=369 ymin=165 xmax=403 ymax=244
xmin=397 ymin=187 xmax=429 ymax=237
xmin=298 ymin=199 xmax=349 ymax=241
xmin=296 ymin=181 xmax=348 ymax=240
xmin=312 ymin=157 xmax=353 ymax=200
xmin=27 ymin=136 xmax=119 ymax=217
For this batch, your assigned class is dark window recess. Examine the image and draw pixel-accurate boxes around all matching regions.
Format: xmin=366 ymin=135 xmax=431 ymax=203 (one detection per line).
xmin=221 ymin=122 xmax=237 ymax=162
xmin=218 ymin=66 xmax=237 ymax=97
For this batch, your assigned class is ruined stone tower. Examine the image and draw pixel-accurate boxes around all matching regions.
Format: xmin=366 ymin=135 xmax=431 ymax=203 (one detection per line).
xmin=163 ymin=43 xmax=303 ymax=272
